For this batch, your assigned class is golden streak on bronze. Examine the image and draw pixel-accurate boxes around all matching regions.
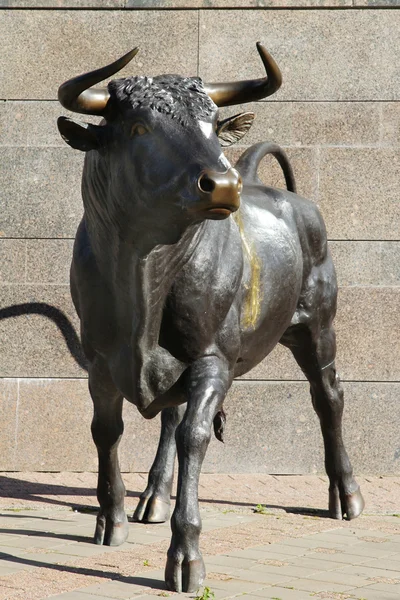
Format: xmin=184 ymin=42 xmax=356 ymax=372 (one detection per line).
xmin=233 ymin=210 xmax=262 ymax=329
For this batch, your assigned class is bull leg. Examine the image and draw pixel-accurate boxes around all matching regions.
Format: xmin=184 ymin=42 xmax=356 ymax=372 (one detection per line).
xmin=133 ymin=405 xmax=186 ymax=523
xmin=165 ymin=357 xmax=229 ymax=593
xmin=282 ymin=324 xmax=364 ymax=520
xmin=89 ymin=356 xmax=128 ymax=546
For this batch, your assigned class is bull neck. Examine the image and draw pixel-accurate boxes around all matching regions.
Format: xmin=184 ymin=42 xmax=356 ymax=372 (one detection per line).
xmin=87 ymin=217 xmax=208 ymax=410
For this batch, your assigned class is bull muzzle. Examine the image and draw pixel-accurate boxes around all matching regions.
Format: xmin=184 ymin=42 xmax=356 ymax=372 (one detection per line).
xmin=197 ymin=168 xmax=242 ymax=219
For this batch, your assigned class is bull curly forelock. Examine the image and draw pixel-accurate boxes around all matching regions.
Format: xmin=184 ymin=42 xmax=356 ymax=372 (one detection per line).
xmin=107 ymin=75 xmax=216 ymax=124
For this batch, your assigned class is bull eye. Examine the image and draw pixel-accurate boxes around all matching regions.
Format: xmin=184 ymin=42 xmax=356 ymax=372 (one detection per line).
xmin=130 ymin=123 xmax=148 ymax=137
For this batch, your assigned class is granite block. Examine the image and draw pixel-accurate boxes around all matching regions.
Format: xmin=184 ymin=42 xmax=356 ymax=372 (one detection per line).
xmin=0 ymin=10 xmax=198 ymax=100
xmin=330 ymin=241 xmax=400 ymax=287
xmin=220 ymin=101 xmax=381 ymax=147
xmin=26 ymin=240 xmax=74 ymax=284
xmin=354 ymin=0 xmax=400 ymax=5
xmin=0 ymin=379 xmax=18 ymax=470
xmin=335 ymin=287 xmax=400 ymax=381
xmin=318 ymin=148 xmax=400 ymax=240
xmin=126 ymin=0 xmax=351 ymax=5
xmin=6 ymin=378 xmax=400 ymax=473
xmin=2 ymin=0 xmax=123 ymax=5
xmin=245 ymin=286 xmax=400 ymax=382
xmin=15 ymin=378 xmax=95 ymax=471
xmin=199 ymin=10 xmax=400 ymax=101
xmin=14 ymin=378 xmax=160 ymax=472
xmin=0 ymin=147 xmax=83 ymax=238
xmin=0 ymin=101 xmax=100 ymax=148
xmin=0 ymin=240 xmax=26 ymax=283
xmin=226 ymin=145 xmax=317 ymax=201
xmin=381 ymin=102 xmax=400 ymax=146
xmin=0 ymin=285 xmax=86 ymax=378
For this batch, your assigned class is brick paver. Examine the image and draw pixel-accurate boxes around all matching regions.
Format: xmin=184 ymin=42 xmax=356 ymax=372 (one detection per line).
xmin=0 ymin=473 xmax=400 ymax=599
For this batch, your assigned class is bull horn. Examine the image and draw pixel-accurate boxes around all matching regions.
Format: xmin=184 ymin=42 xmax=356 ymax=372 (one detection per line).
xmin=204 ymin=42 xmax=282 ymax=107
xmin=58 ymin=48 xmax=139 ymax=116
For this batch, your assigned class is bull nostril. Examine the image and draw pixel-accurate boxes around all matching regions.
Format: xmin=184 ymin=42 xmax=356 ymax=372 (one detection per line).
xmin=198 ymin=173 xmax=215 ymax=194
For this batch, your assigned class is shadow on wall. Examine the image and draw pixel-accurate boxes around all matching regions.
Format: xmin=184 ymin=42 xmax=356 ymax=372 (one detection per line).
xmin=0 ymin=303 xmax=88 ymax=372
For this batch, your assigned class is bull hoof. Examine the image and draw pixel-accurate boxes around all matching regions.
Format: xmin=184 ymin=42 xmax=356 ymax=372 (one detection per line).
xmin=94 ymin=511 xmax=129 ymax=546
xmin=165 ymin=555 xmax=206 ymax=593
xmin=133 ymin=494 xmax=171 ymax=523
xmin=329 ymin=485 xmax=365 ymax=521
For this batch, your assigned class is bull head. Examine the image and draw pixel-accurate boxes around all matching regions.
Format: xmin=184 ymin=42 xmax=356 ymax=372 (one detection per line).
xmin=57 ymin=45 xmax=282 ymax=228
xmin=57 ymin=43 xmax=281 ymax=149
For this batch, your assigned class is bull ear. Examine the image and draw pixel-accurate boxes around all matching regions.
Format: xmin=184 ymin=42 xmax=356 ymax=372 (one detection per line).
xmin=57 ymin=116 xmax=104 ymax=151
xmin=216 ymin=112 xmax=255 ymax=147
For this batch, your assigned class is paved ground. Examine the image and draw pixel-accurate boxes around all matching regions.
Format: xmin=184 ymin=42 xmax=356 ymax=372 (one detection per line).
xmin=1 ymin=473 xmax=400 ymax=600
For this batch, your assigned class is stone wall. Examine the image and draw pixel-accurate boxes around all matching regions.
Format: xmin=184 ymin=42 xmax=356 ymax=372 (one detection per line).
xmin=0 ymin=1 xmax=399 ymax=473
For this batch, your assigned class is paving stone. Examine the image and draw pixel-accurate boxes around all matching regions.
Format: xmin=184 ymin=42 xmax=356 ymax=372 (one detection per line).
xmin=346 ymin=545 xmax=400 ymax=559
xmin=284 ymin=577 xmax=355 ymax=592
xmin=205 ymin=554 xmax=257 ymax=569
xmin=78 ymin=579 xmax=152 ymax=598
xmin=289 ymin=556 xmax=347 ymax=571
xmin=255 ymin=544 xmax=309 ymax=557
xmin=304 ymin=551 xmax=373 ymax=565
xmin=349 ymin=587 xmax=400 ymax=600
xmin=364 ymin=582 xmax=400 ymax=594
xmin=234 ymin=566 xmax=295 ymax=585
xmin=305 ymin=568 xmax=372 ymax=587
xmin=250 ymin=586 xmax=315 ymax=599
xmin=228 ymin=548 xmax=292 ymax=561
xmin=363 ymin=557 xmax=400 ymax=571
xmin=0 ymin=563 xmax=28 ymax=574
xmin=338 ymin=563 xmax=400 ymax=581
xmin=250 ymin=561 xmax=319 ymax=578
xmin=47 ymin=592 xmax=118 ymax=600
xmin=280 ymin=537 xmax=344 ymax=550
xmin=203 ymin=578 xmax=267 ymax=595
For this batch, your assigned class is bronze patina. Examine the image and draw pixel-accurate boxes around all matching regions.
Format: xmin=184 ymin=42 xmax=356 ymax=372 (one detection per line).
xmin=57 ymin=44 xmax=364 ymax=593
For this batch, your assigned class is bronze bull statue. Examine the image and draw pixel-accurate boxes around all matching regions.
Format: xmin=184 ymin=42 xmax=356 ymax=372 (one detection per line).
xmin=57 ymin=44 xmax=364 ymax=593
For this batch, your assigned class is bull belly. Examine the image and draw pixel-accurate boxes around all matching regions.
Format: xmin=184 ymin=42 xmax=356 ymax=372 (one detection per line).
xmin=235 ymin=279 xmax=301 ymax=377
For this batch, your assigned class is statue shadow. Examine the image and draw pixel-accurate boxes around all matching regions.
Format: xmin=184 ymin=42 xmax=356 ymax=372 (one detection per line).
xmin=197 ymin=496 xmax=330 ymax=518
xmin=0 ymin=551 xmax=167 ymax=590
xmin=0 ymin=475 xmax=140 ymax=511
xmin=1 ymin=475 xmax=328 ymax=518
xmin=0 ymin=302 xmax=88 ymax=372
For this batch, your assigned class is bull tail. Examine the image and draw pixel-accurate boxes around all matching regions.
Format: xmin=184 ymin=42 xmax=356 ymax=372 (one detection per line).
xmin=235 ymin=141 xmax=297 ymax=193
